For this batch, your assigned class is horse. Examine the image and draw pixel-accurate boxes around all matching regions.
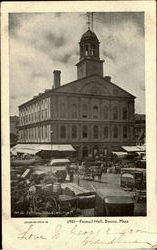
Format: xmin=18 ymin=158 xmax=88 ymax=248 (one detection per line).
xmin=92 ymin=164 xmax=104 ymax=182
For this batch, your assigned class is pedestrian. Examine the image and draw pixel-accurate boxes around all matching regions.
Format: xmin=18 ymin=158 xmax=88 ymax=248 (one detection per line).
xmin=74 ymin=170 xmax=80 ymax=185
xmin=65 ymin=165 xmax=70 ymax=182
xmin=69 ymin=168 xmax=74 ymax=182
xmin=98 ymin=163 xmax=103 ymax=182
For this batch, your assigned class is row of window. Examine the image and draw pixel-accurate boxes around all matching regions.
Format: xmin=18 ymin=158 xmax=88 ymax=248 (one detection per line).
xmin=20 ymin=109 xmax=50 ymax=125
xmin=19 ymin=98 xmax=50 ymax=125
xmin=19 ymin=125 xmax=50 ymax=141
xmin=60 ymin=103 xmax=130 ymax=120
xmin=60 ymin=125 xmax=131 ymax=140
xmin=19 ymin=124 xmax=132 ymax=142
xmin=20 ymin=101 xmax=133 ymax=126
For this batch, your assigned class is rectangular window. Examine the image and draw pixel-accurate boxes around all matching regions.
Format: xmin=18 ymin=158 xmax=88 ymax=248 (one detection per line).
xmin=38 ymin=127 xmax=40 ymax=138
xmin=45 ymin=109 xmax=47 ymax=119
xmin=45 ymin=125 xmax=47 ymax=138
xmin=43 ymin=126 xmax=45 ymax=139
xmin=41 ymin=126 xmax=43 ymax=138
xmin=36 ymin=127 xmax=38 ymax=140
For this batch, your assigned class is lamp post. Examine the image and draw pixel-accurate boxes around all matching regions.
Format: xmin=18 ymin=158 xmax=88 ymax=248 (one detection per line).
xmin=50 ymin=130 xmax=54 ymax=153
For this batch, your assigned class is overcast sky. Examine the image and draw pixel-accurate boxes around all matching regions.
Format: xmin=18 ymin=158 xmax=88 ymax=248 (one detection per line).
xmin=9 ymin=12 xmax=145 ymax=115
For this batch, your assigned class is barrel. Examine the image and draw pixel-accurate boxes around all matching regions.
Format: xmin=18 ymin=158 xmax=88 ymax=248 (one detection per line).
xmin=53 ymin=182 xmax=62 ymax=194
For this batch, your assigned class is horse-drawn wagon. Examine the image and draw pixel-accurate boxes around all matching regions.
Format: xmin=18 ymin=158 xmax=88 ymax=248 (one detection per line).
xmin=79 ymin=162 xmax=104 ymax=181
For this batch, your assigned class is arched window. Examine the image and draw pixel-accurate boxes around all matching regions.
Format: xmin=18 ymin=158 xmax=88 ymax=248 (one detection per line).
xmin=93 ymin=145 xmax=99 ymax=156
xmin=104 ymin=106 xmax=109 ymax=119
xmin=85 ymin=44 xmax=89 ymax=56
xmin=82 ymin=104 xmax=88 ymax=118
xmin=72 ymin=104 xmax=77 ymax=118
xmin=104 ymin=126 xmax=109 ymax=139
xmin=122 ymin=107 xmax=127 ymax=120
xmin=123 ymin=126 xmax=127 ymax=138
xmin=60 ymin=103 xmax=65 ymax=118
xmin=82 ymin=125 xmax=88 ymax=138
xmin=103 ymin=147 xmax=108 ymax=155
xmin=91 ymin=44 xmax=96 ymax=56
xmin=60 ymin=125 xmax=66 ymax=139
xmin=93 ymin=105 xmax=98 ymax=119
xmin=93 ymin=125 xmax=99 ymax=139
xmin=72 ymin=125 xmax=77 ymax=139
xmin=113 ymin=106 xmax=118 ymax=120
xmin=113 ymin=125 xmax=118 ymax=138
xmin=80 ymin=45 xmax=83 ymax=57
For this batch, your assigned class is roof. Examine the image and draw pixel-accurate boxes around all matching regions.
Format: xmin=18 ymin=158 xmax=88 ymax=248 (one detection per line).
xmin=11 ymin=144 xmax=76 ymax=154
xmin=49 ymin=158 xmax=70 ymax=165
xmin=112 ymin=151 xmax=128 ymax=157
xmin=61 ymin=182 xmax=94 ymax=196
xmin=80 ymin=29 xmax=99 ymax=43
xmin=96 ymin=188 xmax=133 ymax=199
xmin=53 ymin=74 xmax=136 ymax=98
xmin=19 ymin=74 xmax=135 ymax=108
xmin=121 ymin=168 xmax=146 ymax=173
xmin=121 ymin=145 xmax=146 ymax=152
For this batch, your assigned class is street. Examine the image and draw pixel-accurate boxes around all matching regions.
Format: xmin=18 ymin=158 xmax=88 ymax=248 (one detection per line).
xmin=74 ymin=173 xmax=146 ymax=216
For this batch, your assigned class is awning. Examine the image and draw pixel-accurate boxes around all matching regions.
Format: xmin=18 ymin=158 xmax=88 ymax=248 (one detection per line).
xmin=11 ymin=144 xmax=76 ymax=155
xmin=50 ymin=158 xmax=70 ymax=165
xmin=121 ymin=173 xmax=134 ymax=178
xmin=112 ymin=151 xmax=128 ymax=157
xmin=12 ymin=148 xmax=40 ymax=155
xmin=121 ymin=145 xmax=146 ymax=153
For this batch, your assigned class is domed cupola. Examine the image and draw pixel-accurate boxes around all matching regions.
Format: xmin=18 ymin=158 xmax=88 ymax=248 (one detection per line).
xmin=76 ymin=28 xmax=104 ymax=80
xmin=79 ymin=29 xmax=100 ymax=60
xmin=80 ymin=29 xmax=99 ymax=43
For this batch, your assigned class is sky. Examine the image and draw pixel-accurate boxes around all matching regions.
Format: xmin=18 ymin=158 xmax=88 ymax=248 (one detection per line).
xmin=9 ymin=12 xmax=145 ymax=115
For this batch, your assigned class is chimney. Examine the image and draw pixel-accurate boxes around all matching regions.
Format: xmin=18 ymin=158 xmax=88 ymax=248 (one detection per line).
xmin=104 ymin=76 xmax=111 ymax=82
xmin=53 ymin=70 xmax=61 ymax=88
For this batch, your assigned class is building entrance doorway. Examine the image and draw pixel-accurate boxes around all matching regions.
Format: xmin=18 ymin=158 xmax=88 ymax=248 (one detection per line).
xmin=93 ymin=145 xmax=99 ymax=157
xmin=103 ymin=147 xmax=108 ymax=156
xmin=82 ymin=146 xmax=88 ymax=158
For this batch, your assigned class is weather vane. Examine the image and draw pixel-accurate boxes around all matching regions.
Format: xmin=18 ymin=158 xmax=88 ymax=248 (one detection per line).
xmin=87 ymin=12 xmax=94 ymax=31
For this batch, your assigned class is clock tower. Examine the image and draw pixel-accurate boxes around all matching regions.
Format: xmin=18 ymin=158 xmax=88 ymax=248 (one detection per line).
xmin=76 ymin=28 xmax=104 ymax=79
